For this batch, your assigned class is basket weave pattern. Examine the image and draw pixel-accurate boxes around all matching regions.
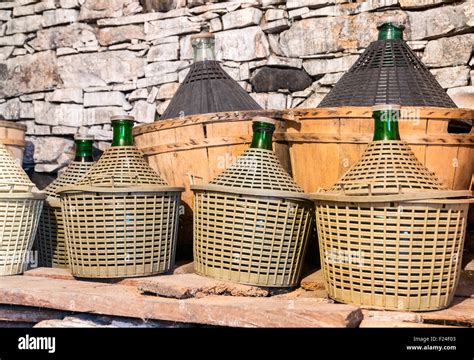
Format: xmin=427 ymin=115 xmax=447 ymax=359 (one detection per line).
xmin=36 ymin=161 xmax=94 ymax=268
xmin=77 ymin=146 xmax=166 ymax=186
xmin=0 ymin=198 xmax=43 ymax=275
xmin=62 ymin=192 xmax=180 ymax=278
xmin=319 ymin=40 xmax=456 ymax=108
xmin=193 ymin=148 xmax=313 ymax=287
xmin=161 ymin=60 xmax=261 ymax=119
xmin=194 ymin=191 xmax=312 ymax=286
xmin=210 ymin=149 xmax=302 ymax=191
xmin=313 ymin=141 xmax=470 ymax=311
xmin=316 ymin=201 xmax=467 ymax=310
xmin=0 ymin=144 xmax=44 ymax=275
xmin=0 ymin=145 xmax=33 ymax=191
xmin=330 ymin=141 xmax=446 ymax=193
xmin=60 ymin=146 xmax=181 ymax=278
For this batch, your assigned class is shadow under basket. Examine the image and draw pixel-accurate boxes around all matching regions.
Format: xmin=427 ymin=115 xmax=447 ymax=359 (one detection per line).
xmin=311 ymin=141 xmax=473 ymax=311
xmin=192 ymin=148 xmax=313 ymax=288
xmin=59 ymin=146 xmax=183 ymax=279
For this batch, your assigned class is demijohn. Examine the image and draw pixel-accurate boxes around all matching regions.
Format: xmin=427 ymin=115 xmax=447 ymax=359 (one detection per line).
xmin=160 ymin=32 xmax=262 ymax=119
xmin=36 ymin=134 xmax=95 ymax=268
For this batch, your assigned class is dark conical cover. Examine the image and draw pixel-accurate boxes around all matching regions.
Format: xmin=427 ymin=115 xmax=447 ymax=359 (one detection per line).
xmin=160 ymin=60 xmax=262 ymax=120
xmin=318 ymin=39 xmax=456 ymax=108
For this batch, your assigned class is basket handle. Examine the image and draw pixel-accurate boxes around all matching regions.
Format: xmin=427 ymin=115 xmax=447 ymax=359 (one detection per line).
xmin=87 ymin=173 xmax=139 ymax=187
xmin=187 ymin=173 xmax=204 ymax=186
xmin=341 ymin=182 xmax=403 ymax=196
xmin=0 ymin=183 xmax=34 ymax=193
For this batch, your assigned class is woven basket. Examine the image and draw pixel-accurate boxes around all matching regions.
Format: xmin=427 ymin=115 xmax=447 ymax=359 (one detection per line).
xmin=318 ymin=33 xmax=456 ymax=108
xmin=312 ymin=141 xmax=473 ymax=311
xmin=192 ymin=148 xmax=313 ymax=288
xmin=0 ymin=144 xmax=44 ymax=276
xmin=59 ymin=146 xmax=183 ymax=278
xmin=36 ymin=161 xmax=94 ymax=268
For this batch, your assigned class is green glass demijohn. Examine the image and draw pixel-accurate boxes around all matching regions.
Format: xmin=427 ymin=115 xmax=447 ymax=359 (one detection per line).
xmin=372 ymin=104 xmax=401 ymax=141
xmin=73 ymin=137 xmax=94 ymax=162
xmin=111 ymin=116 xmax=135 ymax=147
xmin=250 ymin=117 xmax=275 ymax=151
xmin=377 ymin=22 xmax=404 ymax=40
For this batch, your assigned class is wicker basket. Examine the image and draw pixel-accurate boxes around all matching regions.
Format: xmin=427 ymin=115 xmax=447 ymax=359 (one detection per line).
xmin=311 ymin=140 xmax=473 ymax=311
xmin=36 ymin=161 xmax=94 ymax=268
xmin=0 ymin=144 xmax=44 ymax=276
xmin=133 ymin=110 xmax=290 ymax=256
xmin=58 ymin=145 xmax=183 ymax=278
xmin=192 ymin=147 xmax=313 ymax=288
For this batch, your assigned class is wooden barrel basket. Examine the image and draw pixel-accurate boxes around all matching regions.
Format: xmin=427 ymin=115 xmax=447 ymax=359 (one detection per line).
xmin=133 ymin=110 xmax=291 ymax=256
xmin=281 ymin=107 xmax=473 ymax=193
xmin=0 ymin=120 xmax=26 ymax=165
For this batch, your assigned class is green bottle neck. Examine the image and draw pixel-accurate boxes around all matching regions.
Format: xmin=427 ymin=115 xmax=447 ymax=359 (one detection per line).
xmin=74 ymin=139 xmax=94 ymax=162
xmin=378 ymin=23 xmax=404 ymax=40
xmin=111 ymin=119 xmax=134 ymax=147
xmin=373 ymin=110 xmax=401 ymax=141
xmin=250 ymin=122 xmax=274 ymax=151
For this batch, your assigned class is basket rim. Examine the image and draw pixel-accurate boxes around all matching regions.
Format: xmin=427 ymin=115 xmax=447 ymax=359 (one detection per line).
xmin=133 ymin=109 xmax=284 ymax=136
xmin=310 ymin=189 xmax=473 ymax=203
xmin=0 ymin=191 xmax=46 ymax=199
xmin=191 ymin=184 xmax=312 ymax=201
xmin=281 ymin=106 xmax=474 ymax=121
xmin=57 ymin=184 xmax=184 ymax=194
xmin=0 ymin=120 xmax=27 ymax=131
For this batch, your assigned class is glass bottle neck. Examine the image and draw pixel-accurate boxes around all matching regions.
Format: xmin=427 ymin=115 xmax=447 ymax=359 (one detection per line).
xmin=74 ymin=139 xmax=94 ymax=162
xmin=378 ymin=23 xmax=404 ymax=40
xmin=373 ymin=110 xmax=401 ymax=141
xmin=250 ymin=122 xmax=274 ymax=151
xmin=111 ymin=120 xmax=134 ymax=147
xmin=192 ymin=38 xmax=216 ymax=62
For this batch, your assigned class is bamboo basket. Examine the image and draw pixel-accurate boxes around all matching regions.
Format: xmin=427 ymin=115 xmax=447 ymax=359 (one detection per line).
xmin=311 ymin=140 xmax=473 ymax=311
xmin=282 ymin=107 xmax=473 ymax=193
xmin=133 ymin=110 xmax=290 ymax=251
xmin=192 ymin=146 xmax=313 ymax=288
xmin=36 ymin=161 xmax=94 ymax=268
xmin=0 ymin=144 xmax=44 ymax=276
xmin=0 ymin=120 xmax=26 ymax=165
xmin=59 ymin=145 xmax=183 ymax=278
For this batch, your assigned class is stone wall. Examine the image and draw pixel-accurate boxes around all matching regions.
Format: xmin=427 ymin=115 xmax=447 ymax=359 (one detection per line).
xmin=0 ymin=0 xmax=472 ymax=173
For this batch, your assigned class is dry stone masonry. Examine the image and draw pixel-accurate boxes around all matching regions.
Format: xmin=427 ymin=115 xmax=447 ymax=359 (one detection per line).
xmin=0 ymin=0 xmax=472 ymax=173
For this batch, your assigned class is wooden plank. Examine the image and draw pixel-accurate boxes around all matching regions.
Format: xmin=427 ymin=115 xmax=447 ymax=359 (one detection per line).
xmin=363 ymin=297 xmax=474 ymax=327
xmin=0 ymin=276 xmax=362 ymax=328
xmin=138 ymin=273 xmax=270 ymax=299
xmin=456 ymin=270 xmax=474 ymax=298
xmin=34 ymin=315 xmax=185 ymax=328
xmin=171 ymin=261 xmax=195 ymax=275
xmin=362 ymin=309 xmax=422 ymax=323
xmin=359 ymin=319 xmax=460 ymax=328
xmin=452 ymin=145 xmax=474 ymax=190
xmin=0 ymin=305 xmax=66 ymax=323
xmin=300 ymin=269 xmax=326 ymax=291
xmin=420 ymin=297 xmax=474 ymax=327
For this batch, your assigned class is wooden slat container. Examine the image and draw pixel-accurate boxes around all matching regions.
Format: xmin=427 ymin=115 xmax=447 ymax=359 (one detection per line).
xmin=133 ymin=110 xmax=291 ymax=253
xmin=0 ymin=120 xmax=26 ymax=165
xmin=282 ymin=107 xmax=474 ymax=193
